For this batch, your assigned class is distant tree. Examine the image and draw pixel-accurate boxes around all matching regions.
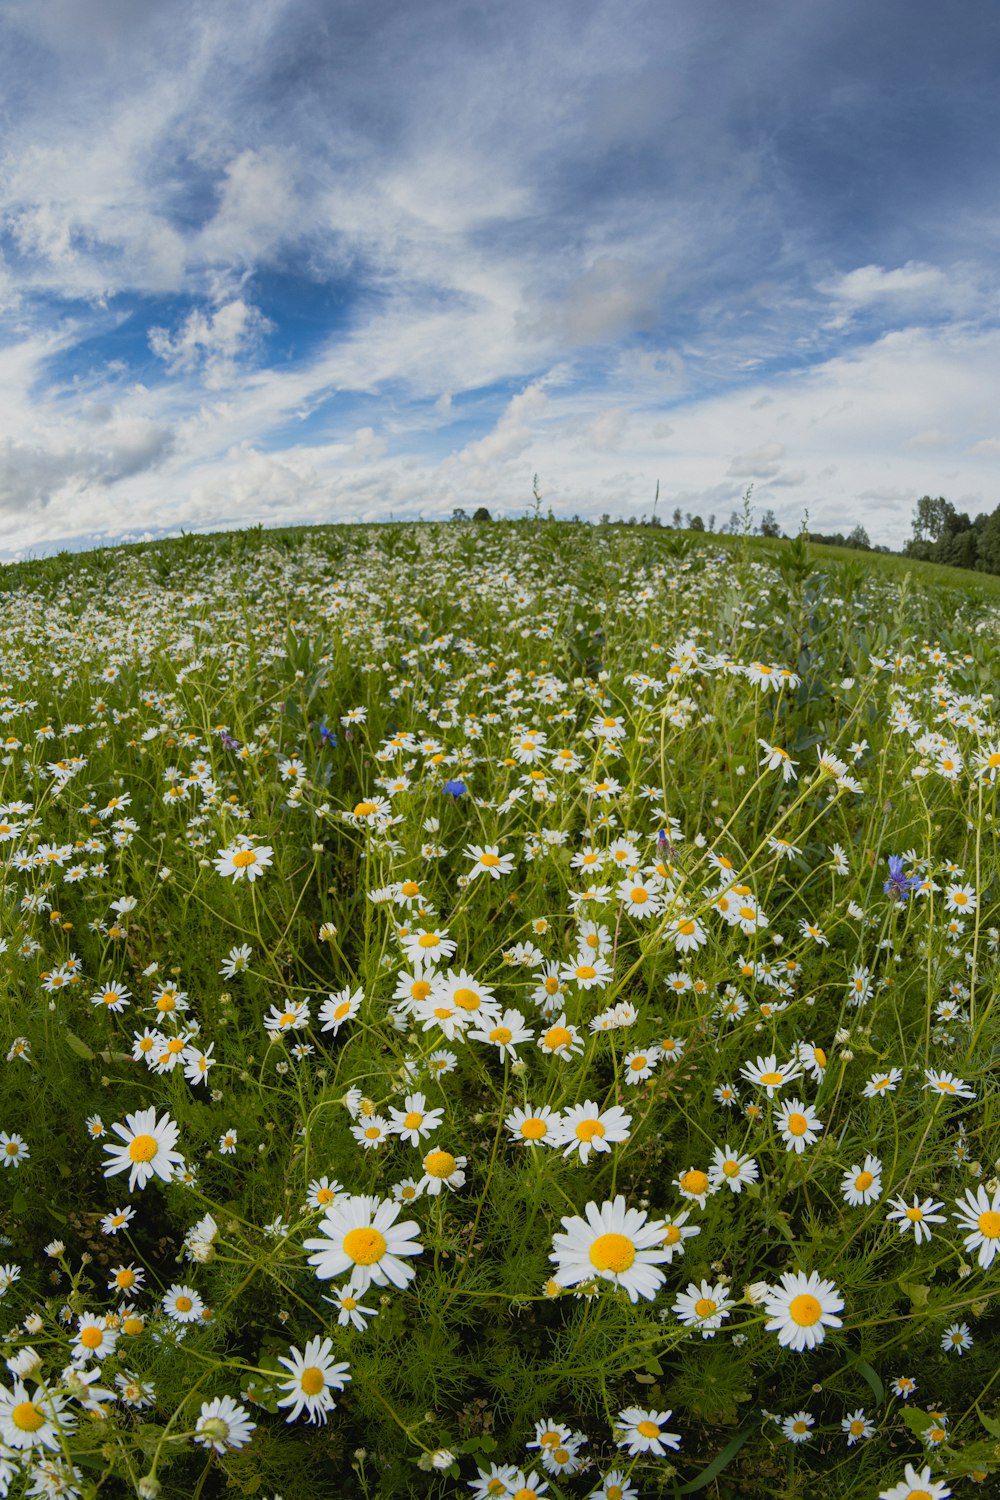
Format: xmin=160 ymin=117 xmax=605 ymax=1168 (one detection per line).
xmin=688 ymin=514 xmax=705 ymax=532
xmin=672 ymin=507 xmax=683 ymax=528
xmin=451 ymin=507 xmax=469 ymax=522
xmin=976 ymin=507 xmax=1000 ymax=574
xmin=707 ymin=513 xmax=716 ymax=533
xmin=599 ymin=513 xmax=611 ymax=525
xmin=911 ymin=495 xmax=958 ymax=544
xmin=471 ymin=506 xmax=492 ymax=522
xmin=845 ymin=525 xmax=871 ymax=550
xmin=758 ymin=509 xmax=782 ymax=538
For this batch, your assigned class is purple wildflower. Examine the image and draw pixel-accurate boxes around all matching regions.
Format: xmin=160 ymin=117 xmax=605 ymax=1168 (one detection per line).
xmin=884 ymin=854 xmax=917 ymax=902
xmin=443 ymin=779 xmax=467 ymax=798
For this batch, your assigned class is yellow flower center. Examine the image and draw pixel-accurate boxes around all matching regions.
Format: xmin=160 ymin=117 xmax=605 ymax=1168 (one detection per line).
xmin=418 ymin=933 xmax=440 ymax=949
xmin=343 ymin=1227 xmax=386 ymax=1265
xmin=123 ymin=1316 xmax=144 ymax=1335
xmin=588 ymin=1232 xmax=636 ymax=1273
xmin=490 ymin=1026 xmax=513 ymax=1044
xmin=630 ymin=887 xmax=648 ymax=903
xmin=80 ymin=1325 xmax=103 ymax=1348
xmin=232 ymin=849 xmax=257 ymax=868
xmin=128 ymin=1134 xmax=158 ymax=1163
xmin=116 ymin=1269 xmax=135 ymax=1288
xmin=401 ymin=880 xmax=420 ymax=897
xmin=855 ymin=1171 xmax=874 ymax=1191
xmin=978 ymin=1210 xmax=1000 ymax=1238
xmin=316 ymin=1188 xmax=335 ymax=1204
xmin=663 ymin=1224 xmax=681 ymax=1245
xmin=695 ymin=1297 xmax=717 ymax=1318
xmin=453 ymin=987 xmax=481 ymax=1010
xmin=680 ymin=1170 xmax=708 ymax=1195
xmin=760 ymin=1070 xmax=783 ymax=1085
xmin=575 ymin=965 xmax=596 ymax=980
xmin=787 ymin=1113 xmax=809 ymax=1136
xmin=739 ymin=906 xmax=756 ymax=920
xmin=575 ymin=1119 xmax=605 ymax=1142
xmin=425 ymin=1150 xmax=456 ymax=1178
xmin=545 ymin=1026 xmax=572 ymax=1050
xmin=630 ymin=1056 xmax=648 ymax=1071
xmin=678 ymin=920 xmax=695 ymax=935
xmin=12 ymin=1401 xmax=44 ymax=1432
xmin=364 ymin=1126 xmax=381 ymax=1140
xmin=353 ymin=801 xmax=377 ymax=817
xmin=636 ymin=1419 xmax=660 ymax=1438
xmin=906 ymin=1206 xmax=924 ymax=1222
xmin=722 ymin=1159 xmax=740 ymax=1177
xmin=301 ymin=1366 xmax=325 ymax=1395
xmin=404 ymin=1112 xmax=423 ymax=1129
xmin=480 ymin=852 xmax=500 ymax=867
xmin=520 ymin=1118 xmax=547 ymax=1140
xmin=789 ymin=1293 xmax=822 ymax=1326
xmin=410 ymin=980 xmax=432 ymax=1000
xmin=175 ymin=1295 xmax=193 ymax=1313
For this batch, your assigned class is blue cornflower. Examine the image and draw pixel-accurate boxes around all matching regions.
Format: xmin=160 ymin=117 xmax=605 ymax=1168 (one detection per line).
xmin=443 ymin=779 xmax=467 ymax=798
xmin=884 ymin=854 xmax=917 ymax=902
xmin=318 ymin=723 xmax=338 ymax=748
xmin=219 ymin=731 xmax=242 ymax=752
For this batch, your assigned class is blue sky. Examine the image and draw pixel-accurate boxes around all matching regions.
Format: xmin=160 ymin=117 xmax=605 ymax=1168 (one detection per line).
xmin=1 ymin=0 xmax=999 ymax=556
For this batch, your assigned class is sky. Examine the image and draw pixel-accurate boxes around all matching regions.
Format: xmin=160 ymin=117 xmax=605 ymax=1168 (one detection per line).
xmin=1 ymin=0 xmax=999 ymax=557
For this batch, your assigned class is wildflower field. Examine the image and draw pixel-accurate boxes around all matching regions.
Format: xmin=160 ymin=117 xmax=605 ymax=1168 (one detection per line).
xmin=1 ymin=519 xmax=999 ymax=1500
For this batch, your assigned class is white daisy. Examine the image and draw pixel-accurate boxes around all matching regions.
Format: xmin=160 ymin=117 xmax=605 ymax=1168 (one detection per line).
xmin=553 ymin=1102 xmax=632 ymax=1165
xmin=194 ymin=1395 xmax=256 ymax=1453
xmin=762 ymin=1270 xmax=844 ymax=1351
xmin=550 ymin=1195 xmax=669 ymax=1303
xmin=671 ymin=1279 xmax=734 ymax=1338
xmin=614 ymin=1406 xmax=681 ymax=1456
xmin=275 ymin=1336 xmax=351 ymax=1424
xmin=952 ymin=1184 xmax=1000 ymax=1268
xmin=102 ymin=1107 xmax=182 ymax=1191
xmin=303 ymin=1194 xmax=423 ymax=1294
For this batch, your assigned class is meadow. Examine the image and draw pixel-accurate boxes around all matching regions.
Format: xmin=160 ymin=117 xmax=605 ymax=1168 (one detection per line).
xmin=0 ymin=517 xmax=997 ymax=1500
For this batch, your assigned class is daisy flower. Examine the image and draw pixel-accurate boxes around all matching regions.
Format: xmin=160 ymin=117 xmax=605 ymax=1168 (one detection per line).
xmin=327 ymin=1289 xmax=377 ymax=1332
xmin=658 ymin=1208 xmax=700 ymax=1262
xmin=0 ymin=1380 xmax=74 ymax=1451
xmin=318 ymin=987 xmax=363 ymax=1034
xmin=841 ymin=1156 xmax=882 ymax=1207
xmin=739 ymin=1054 xmax=801 ymax=1097
xmin=774 ymin=1098 xmax=822 ymax=1154
xmin=213 ymin=841 xmax=273 ymax=882
xmin=763 ymin=1270 xmax=844 ymax=1351
xmin=885 ymin=1194 xmax=946 ymax=1246
xmin=194 ymin=1395 xmax=256 ymax=1453
xmin=622 ymin=1046 xmax=661 ymax=1083
xmin=549 ymin=1195 xmax=669 ymax=1303
xmin=554 ymin=1102 xmax=632 ymax=1165
xmin=878 ymin=1463 xmax=951 ymax=1500
xmin=387 ymin=1094 xmax=444 ymax=1146
xmin=392 ymin=1177 xmax=423 ymax=1205
xmin=952 ymin=1184 xmax=1000 ymax=1268
xmin=162 ymin=1285 xmax=205 ymax=1323
xmin=559 ymin=955 xmax=613 ymax=991
xmin=303 ymin=1194 xmax=423 ymax=1294
xmin=614 ymin=1406 xmax=681 ymax=1456
xmin=707 ymin=1145 xmax=759 ymax=1194
xmin=101 ymin=1206 xmax=134 ymax=1235
xmin=590 ymin=1471 xmax=638 ymax=1500
xmin=502 ymin=1471 xmax=548 ymax=1499
xmin=538 ymin=1015 xmax=584 ymax=1060
xmin=0 ymin=1134 xmax=28 ymax=1168
xmin=351 ymin=1116 xmax=391 ymax=1151
xmin=90 ymin=981 xmax=130 ymax=1012
xmin=923 ymin=1069 xmax=976 ymax=1101
xmin=941 ymin=1322 xmax=973 ymax=1355
xmin=435 ymin=969 xmax=500 ymax=1022
xmin=862 ymin=1068 xmax=902 ymax=1098
xmin=418 ymin=1148 xmax=467 ymax=1196
xmin=102 ymin=1107 xmax=182 ymax=1191
xmin=464 ymin=843 xmax=515 ymax=879
xmin=505 ymin=1104 xmax=561 ymax=1147
xmin=890 ymin=1375 xmax=917 ymax=1399
xmin=672 ymin=1279 xmax=734 ymax=1338
xmin=669 ymin=915 xmax=706 ymax=953
xmin=673 ymin=1167 xmax=715 ymax=1209
xmin=275 ymin=1336 xmax=351 ymax=1424
xmin=842 ymin=1409 xmax=875 ymax=1445
xmin=782 ymin=1411 xmax=814 ymax=1443
xmin=71 ymin=1314 xmax=118 ymax=1363
xmin=615 ymin=875 xmax=663 ymax=917
xmin=400 ymin=927 xmax=458 ymax=966
xmin=469 ymin=1008 xmax=533 ymax=1059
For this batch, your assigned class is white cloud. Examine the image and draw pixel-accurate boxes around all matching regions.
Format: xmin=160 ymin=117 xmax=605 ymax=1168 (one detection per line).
xmin=148 ymin=298 xmax=273 ymax=386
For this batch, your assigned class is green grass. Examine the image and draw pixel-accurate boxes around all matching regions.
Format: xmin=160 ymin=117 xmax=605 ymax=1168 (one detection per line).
xmin=0 ymin=519 xmax=997 ymax=1500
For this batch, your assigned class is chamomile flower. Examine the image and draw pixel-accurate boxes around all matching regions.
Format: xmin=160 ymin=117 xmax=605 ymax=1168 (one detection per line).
xmin=0 ymin=1380 xmax=74 ymax=1450
xmin=464 ymin=843 xmax=515 ymax=879
xmin=622 ymin=1047 xmax=660 ymax=1083
xmin=762 ymin=1270 xmax=844 ymax=1351
xmin=941 ymin=1321 xmax=973 ymax=1355
xmin=275 ymin=1336 xmax=351 ymax=1424
xmin=387 ymin=1094 xmax=443 ymax=1146
xmin=782 ymin=1411 xmax=814 ymax=1443
xmin=923 ymin=1069 xmax=976 ymax=1102
xmin=0 ymin=1134 xmax=28 ymax=1168
xmin=327 ymin=1290 xmax=377 ymax=1332
xmin=672 ymin=1279 xmax=734 ymax=1337
xmin=842 ymin=1408 xmax=875 ymax=1445
xmin=774 ymin=1098 xmax=822 ymax=1154
xmin=614 ymin=1406 xmax=681 ymax=1456
xmin=303 ymin=1194 xmax=423 ymax=1294
xmin=71 ymin=1314 xmax=118 ymax=1363
xmin=863 ymin=1068 xmax=902 ymax=1099
xmin=952 ymin=1184 xmax=1000 ymax=1268
xmin=470 ymin=1008 xmax=533 ymax=1059
xmin=318 ymin=987 xmax=363 ymax=1033
xmin=740 ymin=1054 xmax=801 ymax=1097
xmin=194 ymin=1395 xmax=256 ymax=1453
xmin=505 ymin=1104 xmax=560 ymax=1147
xmin=162 ymin=1285 xmax=205 ymax=1323
xmin=418 ymin=1148 xmax=467 ymax=1196
xmin=102 ymin=1108 xmax=182 ymax=1191
xmin=673 ymin=1168 xmax=715 ymax=1209
xmin=538 ymin=1015 xmax=584 ymax=1060
xmin=885 ymin=1194 xmax=946 ymax=1246
xmin=708 ymin=1145 xmax=759 ymax=1194
xmin=550 ymin=1196 xmax=669 ymax=1302
xmin=841 ymin=1156 xmax=882 ymax=1207
xmin=213 ymin=841 xmax=273 ymax=883
xmin=351 ymin=1116 xmax=391 ymax=1151
xmin=554 ymin=1102 xmax=632 ymax=1165
xmin=878 ymin=1463 xmax=951 ymax=1500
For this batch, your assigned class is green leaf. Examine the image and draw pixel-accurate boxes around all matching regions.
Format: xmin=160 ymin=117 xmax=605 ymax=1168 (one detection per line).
xmin=900 ymin=1407 xmax=935 ymax=1438
xmin=669 ymin=1426 xmax=753 ymax=1494
xmin=63 ymin=1029 xmax=94 ymax=1060
xmin=848 ymin=1357 xmax=884 ymax=1405
xmin=976 ymin=1404 xmax=1000 ymax=1439
xmin=12 ymin=1191 xmax=28 ymax=1217
xmin=897 ymin=1278 xmax=930 ymax=1308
